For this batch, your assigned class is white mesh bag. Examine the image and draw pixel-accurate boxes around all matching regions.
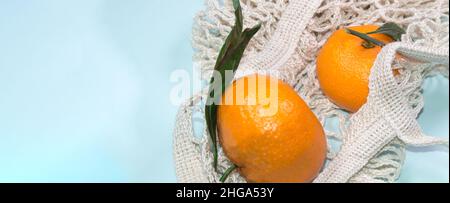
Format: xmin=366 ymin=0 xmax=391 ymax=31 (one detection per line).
xmin=173 ymin=0 xmax=449 ymax=183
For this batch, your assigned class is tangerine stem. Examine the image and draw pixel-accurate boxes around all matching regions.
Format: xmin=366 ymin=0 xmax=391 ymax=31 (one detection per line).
xmin=345 ymin=28 xmax=386 ymax=48
xmin=220 ymin=165 xmax=238 ymax=183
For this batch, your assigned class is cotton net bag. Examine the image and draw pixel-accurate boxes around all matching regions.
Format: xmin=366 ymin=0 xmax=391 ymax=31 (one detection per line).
xmin=173 ymin=0 xmax=449 ymax=183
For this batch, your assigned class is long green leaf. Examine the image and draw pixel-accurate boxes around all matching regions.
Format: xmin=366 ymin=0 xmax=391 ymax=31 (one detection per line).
xmin=205 ymin=0 xmax=261 ymax=170
xmin=213 ymin=0 xmax=243 ymax=72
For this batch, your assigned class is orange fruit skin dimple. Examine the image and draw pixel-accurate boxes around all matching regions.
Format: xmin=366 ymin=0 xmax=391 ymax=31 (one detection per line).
xmin=217 ymin=74 xmax=327 ymax=183
xmin=317 ymin=25 xmax=394 ymax=113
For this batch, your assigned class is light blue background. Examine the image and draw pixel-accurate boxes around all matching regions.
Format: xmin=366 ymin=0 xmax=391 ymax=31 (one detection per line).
xmin=0 ymin=0 xmax=448 ymax=183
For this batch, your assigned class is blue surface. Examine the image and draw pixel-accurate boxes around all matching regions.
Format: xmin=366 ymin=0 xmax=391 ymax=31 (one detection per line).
xmin=0 ymin=0 xmax=448 ymax=183
xmin=398 ymin=75 xmax=449 ymax=183
xmin=0 ymin=0 xmax=202 ymax=183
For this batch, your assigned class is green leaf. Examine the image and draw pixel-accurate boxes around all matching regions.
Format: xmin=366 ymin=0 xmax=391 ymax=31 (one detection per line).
xmin=366 ymin=22 xmax=406 ymax=41
xmin=344 ymin=22 xmax=405 ymax=49
xmin=205 ymin=0 xmax=261 ymax=170
xmin=345 ymin=28 xmax=386 ymax=47
xmin=214 ymin=0 xmax=243 ymax=70
xmin=232 ymin=0 xmax=240 ymax=10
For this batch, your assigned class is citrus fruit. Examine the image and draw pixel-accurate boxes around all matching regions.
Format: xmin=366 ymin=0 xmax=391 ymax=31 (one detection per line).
xmin=316 ymin=25 xmax=394 ymax=112
xmin=217 ymin=74 xmax=327 ymax=183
